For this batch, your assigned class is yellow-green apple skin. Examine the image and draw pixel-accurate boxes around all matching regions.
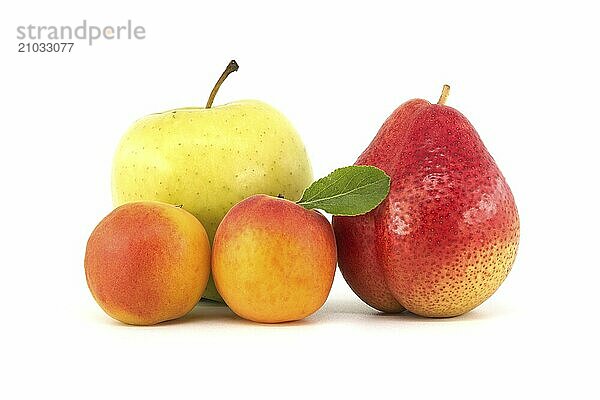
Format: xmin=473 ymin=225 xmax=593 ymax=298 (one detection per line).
xmin=112 ymin=100 xmax=313 ymax=301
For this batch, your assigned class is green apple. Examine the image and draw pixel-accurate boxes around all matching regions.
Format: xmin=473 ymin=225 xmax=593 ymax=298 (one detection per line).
xmin=111 ymin=61 xmax=313 ymax=301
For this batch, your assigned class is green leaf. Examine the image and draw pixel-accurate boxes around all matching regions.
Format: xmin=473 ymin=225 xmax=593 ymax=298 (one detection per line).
xmin=296 ymin=166 xmax=390 ymax=216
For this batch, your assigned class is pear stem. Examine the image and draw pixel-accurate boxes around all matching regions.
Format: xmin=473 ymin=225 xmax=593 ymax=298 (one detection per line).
xmin=437 ymin=84 xmax=451 ymax=105
xmin=205 ymin=60 xmax=239 ymax=109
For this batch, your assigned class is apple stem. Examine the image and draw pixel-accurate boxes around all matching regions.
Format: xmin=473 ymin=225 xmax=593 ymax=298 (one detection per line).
xmin=437 ymin=84 xmax=451 ymax=105
xmin=205 ymin=60 xmax=239 ymax=109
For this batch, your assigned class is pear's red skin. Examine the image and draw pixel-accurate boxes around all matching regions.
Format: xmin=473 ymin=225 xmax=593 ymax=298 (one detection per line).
xmin=333 ymin=99 xmax=519 ymax=317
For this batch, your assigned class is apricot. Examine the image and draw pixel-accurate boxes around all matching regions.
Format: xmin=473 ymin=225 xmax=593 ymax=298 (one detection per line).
xmin=84 ymin=201 xmax=210 ymax=325
xmin=212 ymin=195 xmax=337 ymax=323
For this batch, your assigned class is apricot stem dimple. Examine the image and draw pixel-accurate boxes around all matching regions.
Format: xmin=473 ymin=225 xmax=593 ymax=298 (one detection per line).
xmin=206 ymin=60 xmax=239 ymax=109
xmin=437 ymin=84 xmax=451 ymax=105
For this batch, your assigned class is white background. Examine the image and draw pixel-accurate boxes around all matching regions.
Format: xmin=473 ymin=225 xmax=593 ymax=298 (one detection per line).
xmin=1 ymin=1 xmax=598 ymax=398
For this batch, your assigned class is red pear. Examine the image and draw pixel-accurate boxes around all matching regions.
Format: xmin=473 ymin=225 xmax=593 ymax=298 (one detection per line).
xmin=333 ymin=86 xmax=519 ymax=317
